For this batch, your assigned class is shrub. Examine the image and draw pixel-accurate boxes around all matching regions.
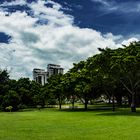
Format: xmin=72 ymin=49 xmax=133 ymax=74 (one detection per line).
xmin=17 ymin=104 xmax=27 ymax=109
xmin=5 ymin=106 xmax=13 ymax=112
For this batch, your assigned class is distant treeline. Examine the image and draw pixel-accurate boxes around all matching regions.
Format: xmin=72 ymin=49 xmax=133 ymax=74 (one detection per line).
xmin=0 ymin=41 xmax=140 ymax=112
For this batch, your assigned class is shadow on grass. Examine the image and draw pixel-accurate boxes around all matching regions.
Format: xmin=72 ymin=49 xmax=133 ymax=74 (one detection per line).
xmin=96 ymin=109 xmax=140 ymax=116
xmin=18 ymin=105 xmax=140 ymax=116
xmin=60 ymin=107 xmax=140 ymax=116
xmin=60 ymin=107 xmax=113 ymax=112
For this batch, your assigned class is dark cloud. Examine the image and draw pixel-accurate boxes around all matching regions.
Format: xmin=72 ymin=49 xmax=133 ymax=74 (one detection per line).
xmin=21 ymin=32 xmax=40 ymax=45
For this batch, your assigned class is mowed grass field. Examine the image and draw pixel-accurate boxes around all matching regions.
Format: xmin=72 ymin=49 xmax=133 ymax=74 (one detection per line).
xmin=0 ymin=107 xmax=140 ymax=140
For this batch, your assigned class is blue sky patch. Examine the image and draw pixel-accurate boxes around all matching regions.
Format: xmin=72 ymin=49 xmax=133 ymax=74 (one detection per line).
xmin=0 ymin=0 xmax=139 ymax=79
xmin=0 ymin=32 xmax=11 ymax=44
xmin=52 ymin=0 xmax=140 ymax=36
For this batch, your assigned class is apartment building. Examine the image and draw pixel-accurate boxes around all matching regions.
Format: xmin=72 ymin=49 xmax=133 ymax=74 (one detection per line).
xmin=33 ymin=64 xmax=63 ymax=85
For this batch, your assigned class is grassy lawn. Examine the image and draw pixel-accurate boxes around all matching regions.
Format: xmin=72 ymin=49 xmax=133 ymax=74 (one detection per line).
xmin=0 ymin=107 xmax=140 ymax=140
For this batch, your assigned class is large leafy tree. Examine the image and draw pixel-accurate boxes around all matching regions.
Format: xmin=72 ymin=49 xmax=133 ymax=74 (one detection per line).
xmin=91 ymin=48 xmax=118 ymax=111
xmin=47 ymin=74 xmax=65 ymax=109
xmin=0 ymin=69 xmax=10 ymax=110
xmin=72 ymin=61 xmax=94 ymax=110
xmin=111 ymin=42 xmax=140 ymax=112
xmin=16 ymin=78 xmax=34 ymax=107
xmin=96 ymin=42 xmax=140 ymax=112
xmin=74 ymin=71 xmax=92 ymax=110
xmin=63 ymin=72 xmax=79 ymax=109
xmin=31 ymin=81 xmax=45 ymax=107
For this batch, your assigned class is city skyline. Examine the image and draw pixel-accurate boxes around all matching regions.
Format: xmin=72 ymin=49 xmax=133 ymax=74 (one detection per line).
xmin=33 ymin=64 xmax=64 ymax=85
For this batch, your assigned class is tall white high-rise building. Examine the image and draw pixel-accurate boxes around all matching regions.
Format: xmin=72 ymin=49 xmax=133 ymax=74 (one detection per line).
xmin=47 ymin=64 xmax=64 ymax=77
xmin=33 ymin=68 xmax=48 ymax=85
xmin=33 ymin=64 xmax=64 ymax=85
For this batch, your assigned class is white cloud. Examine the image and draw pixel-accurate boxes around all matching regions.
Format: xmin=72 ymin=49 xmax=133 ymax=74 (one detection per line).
xmin=122 ymin=38 xmax=139 ymax=46
xmin=91 ymin=0 xmax=110 ymax=6
xmin=0 ymin=0 xmax=138 ymax=79
xmin=0 ymin=0 xmax=26 ymax=6
xmin=91 ymin=0 xmax=140 ymax=14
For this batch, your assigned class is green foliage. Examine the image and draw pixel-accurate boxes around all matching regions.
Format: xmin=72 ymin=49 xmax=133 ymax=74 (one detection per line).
xmin=0 ymin=69 xmax=9 ymax=84
xmin=46 ymin=74 xmax=65 ymax=109
xmin=1 ymin=41 xmax=140 ymax=112
xmin=2 ymin=90 xmax=20 ymax=111
xmin=5 ymin=106 xmax=13 ymax=112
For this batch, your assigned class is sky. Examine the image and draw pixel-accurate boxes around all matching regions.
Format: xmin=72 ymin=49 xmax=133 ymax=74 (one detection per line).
xmin=0 ymin=0 xmax=139 ymax=79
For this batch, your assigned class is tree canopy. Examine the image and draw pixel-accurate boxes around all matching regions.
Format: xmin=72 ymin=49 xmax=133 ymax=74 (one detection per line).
xmin=0 ymin=41 xmax=140 ymax=112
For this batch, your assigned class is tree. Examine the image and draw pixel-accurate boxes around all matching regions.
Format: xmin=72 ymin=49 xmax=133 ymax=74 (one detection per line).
xmin=0 ymin=69 xmax=10 ymax=96
xmin=16 ymin=78 xmax=35 ymax=107
xmin=17 ymin=78 xmax=31 ymax=90
xmin=111 ymin=42 xmax=140 ymax=112
xmin=91 ymin=48 xmax=117 ymax=111
xmin=97 ymin=42 xmax=140 ymax=112
xmin=2 ymin=90 xmax=20 ymax=111
xmin=0 ymin=69 xmax=10 ymax=110
xmin=63 ymin=72 xmax=78 ymax=109
xmin=5 ymin=106 xmax=13 ymax=112
xmin=72 ymin=62 xmax=92 ymax=110
xmin=0 ymin=69 xmax=9 ymax=84
xmin=47 ymin=74 xmax=64 ymax=109
xmin=30 ymin=81 xmax=45 ymax=107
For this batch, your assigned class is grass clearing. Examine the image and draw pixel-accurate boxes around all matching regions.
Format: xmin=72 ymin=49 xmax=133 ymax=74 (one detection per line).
xmin=0 ymin=108 xmax=140 ymax=140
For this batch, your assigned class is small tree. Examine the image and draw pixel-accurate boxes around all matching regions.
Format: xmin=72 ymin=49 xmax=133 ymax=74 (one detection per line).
xmin=2 ymin=90 xmax=20 ymax=111
xmin=5 ymin=106 xmax=13 ymax=112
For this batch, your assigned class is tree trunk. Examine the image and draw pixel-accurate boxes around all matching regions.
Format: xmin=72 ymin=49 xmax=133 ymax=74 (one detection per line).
xmin=58 ymin=97 xmax=62 ymax=109
xmin=109 ymin=98 xmax=111 ymax=104
xmin=105 ymin=90 xmax=111 ymax=104
xmin=115 ymin=93 xmax=122 ymax=106
xmin=128 ymin=96 xmax=131 ymax=106
xmin=84 ymin=98 xmax=88 ymax=110
xmin=72 ymin=96 xmax=75 ymax=110
xmin=59 ymin=103 xmax=61 ymax=109
xmin=85 ymin=102 xmax=87 ymax=110
xmin=112 ymin=94 xmax=115 ymax=111
xmin=131 ymin=93 xmax=136 ymax=112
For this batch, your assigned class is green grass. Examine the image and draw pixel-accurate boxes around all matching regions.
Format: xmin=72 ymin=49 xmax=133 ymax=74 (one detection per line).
xmin=0 ymin=107 xmax=140 ymax=140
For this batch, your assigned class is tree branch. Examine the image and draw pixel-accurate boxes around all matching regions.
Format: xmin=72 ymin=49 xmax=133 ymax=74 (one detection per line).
xmin=120 ymin=80 xmax=133 ymax=95
xmin=134 ymin=80 xmax=140 ymax=89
